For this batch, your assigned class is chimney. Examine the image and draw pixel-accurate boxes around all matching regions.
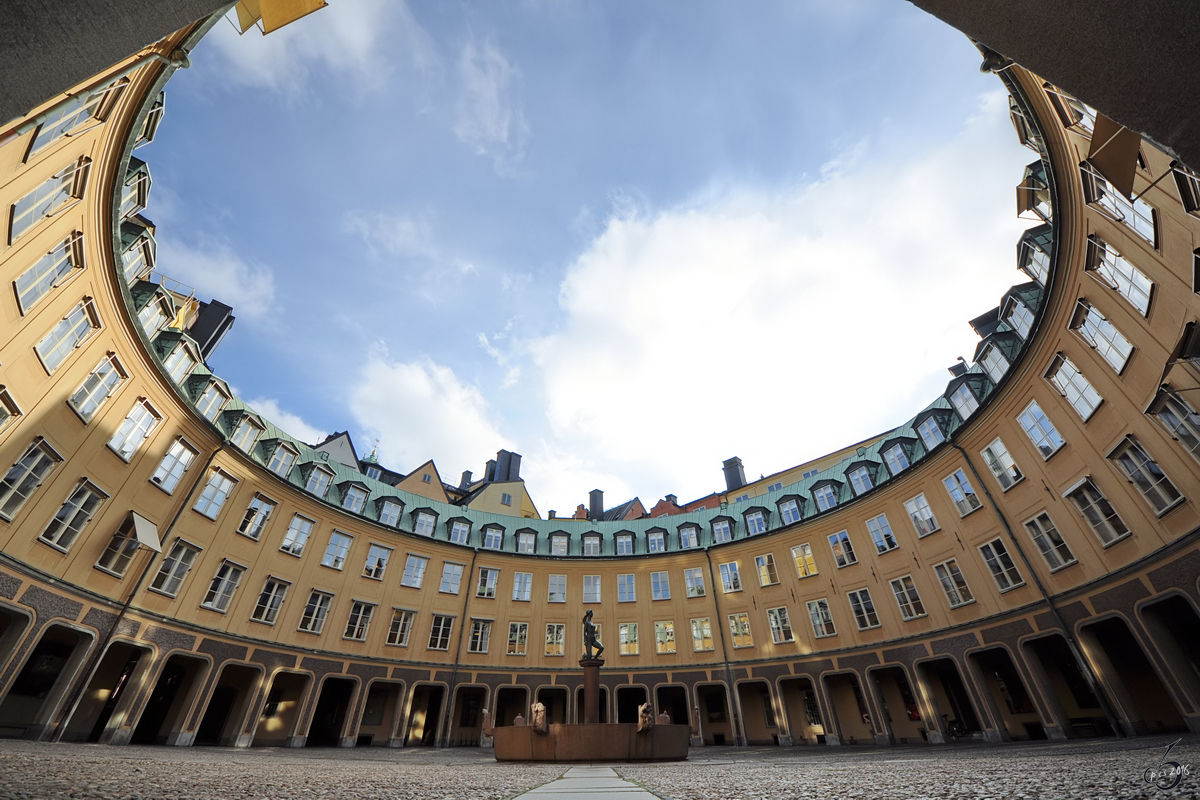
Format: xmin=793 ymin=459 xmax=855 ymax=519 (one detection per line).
xmin=548 ymin=510 xmax=556 ymax=520
xmin=485 ymin=459 xmax=497 ymax=482
xmin=589 ymin=489 xmax=604 ymax=521
xmin=722 ymin=457 xmax=747 ymax=492
xmin=507 ymin=452 xmax=522 ymax=481
xmin=496 ymin=451 xmax=512 ymax=483
xmin=459 ymin=470 xmax=473 ymax=489
xmin=665 ymin=494 xmax=677 ymax=505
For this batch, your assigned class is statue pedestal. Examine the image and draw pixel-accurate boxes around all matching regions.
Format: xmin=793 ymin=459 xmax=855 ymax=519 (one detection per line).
xmin=579 ymin=657 xmax=604 ymax=724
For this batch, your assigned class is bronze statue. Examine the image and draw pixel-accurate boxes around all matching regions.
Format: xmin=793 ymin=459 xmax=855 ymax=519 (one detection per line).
xmin=637 ymin=702 xmax=655 ymax=732
xmin=582 ymin=609 xmax=604 ymax=659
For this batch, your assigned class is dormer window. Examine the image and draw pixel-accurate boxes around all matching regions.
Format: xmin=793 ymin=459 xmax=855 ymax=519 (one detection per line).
xmin=647 ymin=529 xmax=666 ymax=552
xmin=778 ymin=498 xmax=802 ymax=525
xmin=1005 ymin=297 xmax=1035 ymax=338
xmin=883 ymin=445 xmax=909 ymax=475
xmin=979 ymin=344 xmax=1009 ymax=383
xmin=377 ymin=498 xmax=403 ymax=526
xmin=482 ymin=526 xmax=503 ymax=550
xmin=616 ymin=533 xmax=633 ymax=555
xmin=341 ymin=482 xmax=369 ymax=514
xmin=305 ymin=466 xmax=333 ymax=497
xmin=583 ymin=535 xmax=601 ymax=556
xmin=949 ymin=383 xmax=980 ymax=420
xmin=413 ymin=511 xmax=436 ymax=537
xmin=917 ymin=416 xmax=945 ymax=450
xmin=162 ymin=342 xmax=197 ymax=384
xmin=679 ymin=525 xmax=699 ymax=548
xmin=448 ymin=519 xmax=471 ymax=545
xmin=812 ymin=483 xmax=838 ymax=512
xmin=196 ymin=381 xmax=229 ymax=423
xmin=121 ymin=159 xmax=151 ymax=219
xmin=268 ymin=443 xmax=298 ymax=477
xmin=365 ymin=465 xmax=381 ymax=480
xmin=137 ymin=295 xmax=172 ymax=336
xmin=847 ymin=467 xmax=873 ymax=496
xmin=551 ymin=534 xmax=569 ymax=556
xmin=517 ymin=530 xmax=536 ymax=554
xmin=743 ymin=509 xmax=767 ymax=535
xmin=121 ymin=223 xmax=155 ymax=284
xmin=711 ymin=518 xmax=733 ymax=544
xmin=230 ymin=415 xmax=264 ymax=452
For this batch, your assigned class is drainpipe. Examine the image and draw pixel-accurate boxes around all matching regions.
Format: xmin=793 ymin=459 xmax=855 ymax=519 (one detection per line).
xmin=52 ymin=442 xmax=224 ymax=741
xmin=951 ymin=443 xmax=1125 ymax=737
xmin=704 ymin=547 xmax=744 ymax=746
xmin=440 ymin=547 xmax=479 ymax=747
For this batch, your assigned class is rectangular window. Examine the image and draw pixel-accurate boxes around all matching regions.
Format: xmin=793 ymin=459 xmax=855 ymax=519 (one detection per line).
xmin=467 ymin=619 xmax=491 ymax=653
xmin=1111 ymin=438 xmax=1181 ymax=513
xmin=193 ymin=470 xmax=236 ymax=520
xmin=684 ymin=567 xmax=706 ymax=597
xmin=779 ymin=499 xmax=801 ymax=524
xmin=501 ymin=492 xmax=513 ymax=506
xmin=934 ymin=559 xmax=974 ymax=607
xmin=429 ymin=615 xmax=454 ymax=650
xmin=162 ymin=344 xmax=196 ymax=385
xmin=1047 ymin=355 xmax=1102 ymax=420
xmin=517 ymin=532 xmax=535 ymax=554
xmin=513 ymin=571 xmax=532 ymax=601
xmin=828 ymin=531 xmax=857 ymax=567
xmin=728 ymin=613 xmax=753 ymax=648
xmin=151 ymin=439 xmax=198 ymax=494
xmin=305 ymin=467 xmax=333 ymax=497
xmin=150 ymin=540 xmax=198 ymax=597
xmin=982 ymin=438 xmax=1024 ymax=490
xmin=1072 ymin=301 xmax=1132 ymax=373
xmin=39 ymin=479 xmax=106 ymax=551
xmin=744 ymin=512 xmax=766 ymax=534
xmin=619 ymin=623 xmax=638 ymax=655
xmin=401 ymin=555 xmax=428 ymax=588
xmin=767 ymin=607 xmax=794 ymax=643
xmin=651 ymin=571 xmax=671 ymax=600
xmin=616 ymin=534 xmax=633 ymax=555
xmin=363 ymin=543 xmax=391 ymax=579
xmin=1172 ymin=162 xmax=1200 ymax=215
xmin=980 ymin=344 xmax=1009 ymax=383
xmin=439 ymin=562 xmax=464 ymax=594
xmin=1086 ymin=235 xmax=1152 ymax=315
xmin=69 ymin=354 xmax=125 ymax=422
xmin=227 ymin=416 xmax=261 ymax=452
xmin=648 ymin=530 xmax=667 ymax=551
xmin=890 ymin=576 xmax=926 ymax=620
xmin=548 ymin=574 xmax=566 ymax=603
xmin=712 ymin=519 xmax=732 ymax=543
xmin=980 ymin=539 xmax=1024 ymax=592
xmin=690 ymin=618 xmax=714 ymax=651
xmin=342 ymin=485 xmax=368 ymax=514
xmin=917 ymin=417 xmax=945 ymax=450
xmin=1025 ymin=512 xmax=1076 ymax=570
xmin=251 ymin=578 xmax=289 ymax=625
xmin=298 ymin=591 xmax=333 ymax=634
xmin=807 ymin=599 xmax=836 ymax=638
xmin=28 ymin=89 xmax=111 ymax=154
xmin=236 ymin=494 xmax=275 ymax=541
xmin=755 ymin=554 xmax=779 ymax=586
xmin=267 ymin=444 xmax=297 ymax=477
xmin=107 ymin=399 xmax=160 ymax=461
xmin=195 ymin=383 xmax=228 ymax=423
xmin=551 ymin=535 xmax=568 ymax=555
xmin=813 ymin=484 xmax=838 ymax=511
xmin=943 ymin=469 xmax=982 ymax=516
xmin=883 ymin=445 xmax=910 ymax=475
xmin=413 ymin=512 xmax=436 ymax=537
xmin=679 ymin=527 xmax=699 ymax=548
xmin=0 ymin=439 xmax=61 ymax=521
xmin=378 ymin=500 xmax=402 ymax=527
xmin=904 ymin=494 xmax=939 ymax=537
xmin=791 ymin=543 xmax=817 ymax=577
xmin=507 ymin=622 xmax=528 ymax=655
xmin=848 ymin=467 xmax=873 ymax=496
xmin=10 ymin=159 xmax=89 ymax=242
xmin=1018 ymin=400 xmax=1065 ymax=458
xmin=200 ymin=561 xmax=243 ymax=612
xmin=847 ymin=588 xmax=880 ymax=630
xmin=718 ymin=561 xmax=741 ymax=593
xmin=618 ymin=573 xmax=636 ymax=602
xmin=477 ymin=566 xmax=499 ymax=598
xmin=280 ymin=514 xmax=314 ymax=556
xmin=1006 ymin=298 xmax=1035 ymax=339
xmin=1067 ymin=478 xmax=1129 ymax=546
xmin=387 ymin=609 xmax=414 ymax=646
xmin=865 ymin=514 xmax=898 ymax=554
xmin=654 ymin=621 xmax=676 ymax=654
xmin=767 ymin=481 xmax=783 ymax=492
xmin=0 ymin=390 xmax=20 ymax=435
xmin=138 ymin=299 xmax=170 ymax=337
xmin=949 ymin=384 xmax=979 ymax=419
xmin=545 ymin=623 xmax=565 ymax=656
xmin=483 ymin=527 xmax=503 ymax=550
xmin=449 ymin=520 xmax=470 ymax=545
xmin=94 ymin=516 xmax=141 ymax=577
xmin=1154 ymin=394 xmax=1200 ymax=464
xmin=1082 ymin=162 xmax=1157 ymax=246
xmin=583 ymin=535 xmax=601 ymax=555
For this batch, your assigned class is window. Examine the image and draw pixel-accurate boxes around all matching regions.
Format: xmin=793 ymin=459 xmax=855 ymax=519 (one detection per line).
xmin=342 ymin=485 xmax=368 ymax=514
xmin=267 ymin=443 xmax=297 ymax=477
xmin=251 ymin=578 xmax=289 ymax=624
xmin=1017 ymin=400 xmax=1065 ymax=458
xmin=321 ymin=532 xmax=353 ymax=570
xmin=507 ymin=622 xmax=528 ymax=655
xmin=477 ymin=567 xmax=499 ymax=598
xmin=615 ymin=534 xmax=633 ymax=555
xmin=378 ymin=500 xmax=402 ymax=527
xmin=363 ymin=544 xmax=391 ymax=579
xmin=943 ymin=469 xmax=982 ymax=516
xmin=421 ymin=474 xmax=432 ymax=484
xmin=679 ymin=526 xmax=699 ymax=548
xmin=305 ymin=467 xmax=333 ymax=497
xmin=619 ymin=623 xmax=638 ymax=655
xmin=712 ymin=519 xmax=732 ymax=543
xmin=121 ymin=229 xmax=154 ymax=283
xmin=980 ymin=345 xmax=1009 ymax=383
xmin=162 ymin=344 xmax=196 ymax=384
xmin=847 ymin=588 xmax=880 ymax=630
xmin=236 ymin=494 xmax=275 ymax=541
xmin=551 ymin=534 xmax=568 ymax=555
xmin=1072 ymin=301 xmax=1132 ymax=372
xmin=691 ymin=618 xmax=714 ymax=651
xmin=517 ymin=532 xmax=535 ymax=554
xmin=982 ymin=438 xmax=1023 ymax=490
xmin=755 ymin=554 xmax=779 ymax=586
xmin=1111 ymin=438 xmax=1181 ymax=513
xmin=1154 ymin=394 xmax=1200 ymax=464
xmin=121 ymin=167 xmax=149 ymax=218
xmin=16 ymin=236 xmax=82 ymax=314
xmin=890 ymin=576 xmax=926 ymax=620
xmin=846 ymin=467 xmax=874 ymax=496
xmin=28 ymin=88 xmax=112 ymax=154
xmin=745 ymin=607 xmax=787 ymax=650
xmin=401 ymin=555 xmax=428 ymax=588
xmin=584 ymin=535 xmax=601 ymax=556
xmin=429 ymin=615 xmax=454 ymax=650
xmin=545 ymin=623 xmax=565 ymax=656
xmin=813 ymin=484 xmax=838 ymax=512
xmin=1047 ymin=355 xmax=1102 ymax=420
xmin=718 ymin=561 xmax=741 ymax=593
xmin=883 ymin=445 xmax=910 ymax=476
xmin=0 ymin=439 xmax=61 ymax=521
xmin=801 ymin=468 xmax=820 ymax=480
xmin=439 ymin=562 xmax=464 ymax=594
xmin=467 ymin=619 xmax=491 ymax=653
xmin=137 ymin=297 xmax=169 ymax=336
xmin=807 ymin=599 xmax=836 ymax=638
xmin=917 ymin=417 xmax=945 ymax=450
xmin=448 ymin=520 xmax=470 ymax=545
xmin=651 ymin=571 xmax=671 ymax=600
xmin=904 ymin=494 xmax=939 ymax=537
xmin=483 ymin=527 xmax=503 ymax=550
xmin=107 ymin=400 xmax=160 ymax=461
xmin=1066 ymin=479 xmax=1130 ymax=546
xmin=1006 ymin=298 xmax=1035 ymax=339
xmin=1046 ymin=86 xmax=1095 ymax=133
xmin=980 ymin=539 xmax=1024 ymax=592
xmin=150 ymin=540 xmax=198 ymax=597
xmin=39 ymin=479 xmax=106 ymax=551
xmin=364 ymin=466 xmax=381 ymax=480
xmin=934 ymin=559 xmax=974 ymax=607
xmin=949 ymin=383 xmax=979 ymax=419
xmin=745 ymin=511 xmax=767 ymax=534
xmin=654 ymin=621 xmax=676 ymax=654
xmin=791 ymin=543 xmax=817 ymax=578
xmin=150 ymin=439 xmax=197 ymax=494
xmin=647 ymin=530 xmax=667 ymax=551
xmin=1086 ymin=236 xmax=1153 ymax=315
xmin=298 ymin=591 xmax=333 ymax=634
xmin=828 ymin=531 xmax=857 ymax=567
xmin=1024 ymin=512 xmax=1076 ymax=570
xmin=413 ymin=511 xmax=436 ymax=537
xmin=500 ymin=492 xmax=512 ymax=506
xmin=387 ymin=609 xmax=414 ymax=646
xmin=68 ymin=355 xmax=126 ymax=422
xmin=684 ymin=567 xmax=706 ymax=597
xmin=279 ymin=514 xmax=314 ymax=556
xmin=95 ymin=516 xmax=142 ymax=577
xmin=37 ymin=301 xmax=99 ymax=373
xmin=767 ymin=481 xmax=783 ymax=492
xmin=0 ymin=390 xmax=19 ymax=434
xmin=548 ymin=574 xmax=566 ymax=603
xmin=1173 ymin=162 xmax=1200 ymax=215
xmin=728 ymin=613 xmax=753 ymax=648
xmin=865 ymin=514 xmax=898 ymax=554
xmin=779 ymin=498 xmax=802 ymax=524
xmin=193 ymin=470 xmax=235 ymax=519
xmin=10 ymin=158 xmax=89 ymax=242
xmin=513 ymin=571 xmax=532 ymax=601
xmin=201 ymin=561 xmax=243 ymax=612
xmin=1082 ymin=162 xmax=1157 ymax=246
xmin=343 ymin=603 xmax=374 ymax=640
xmin=610 ymin=573 xmax=635 ymax=603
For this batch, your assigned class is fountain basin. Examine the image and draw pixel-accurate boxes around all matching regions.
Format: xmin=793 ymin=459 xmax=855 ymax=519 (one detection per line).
xmin=492 ymin=723 xmax=690 ymax=762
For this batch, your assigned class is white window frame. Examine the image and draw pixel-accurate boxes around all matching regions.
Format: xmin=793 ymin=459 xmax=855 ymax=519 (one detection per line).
xmin=982 ymin=438 xmax=1024 ymax=491
xmin=904 ymin=493 xmax=939 ymax=537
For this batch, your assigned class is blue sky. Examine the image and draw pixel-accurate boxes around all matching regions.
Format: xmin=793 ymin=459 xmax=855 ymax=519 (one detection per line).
xmin=144 ymin=0 xmax=1033 ymax=514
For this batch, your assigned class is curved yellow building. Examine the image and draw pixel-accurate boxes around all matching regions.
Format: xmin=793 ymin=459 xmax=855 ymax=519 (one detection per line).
xmin=2 ymin=11 xmax=1200 ymax=751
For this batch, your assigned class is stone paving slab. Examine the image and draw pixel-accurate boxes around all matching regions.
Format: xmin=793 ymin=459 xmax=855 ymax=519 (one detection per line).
xmin=519 ymin=766 xmax=659 ymax=799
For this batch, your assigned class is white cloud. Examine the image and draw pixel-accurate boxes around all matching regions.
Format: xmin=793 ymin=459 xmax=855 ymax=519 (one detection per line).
xmin=343 ymin=210 xmax=435 ymax=258
xmin=454 ymin=37 xmax=529 ymax=169
xmin=243 ymin=396 xmax=325 ymax=445
xmin=528 ymin=90 xmax=1033 ymax=508
xmin=155 ymin=236 xmax=277 ymax=321
xmin=519 ymin=447 xmax=635 ymax=519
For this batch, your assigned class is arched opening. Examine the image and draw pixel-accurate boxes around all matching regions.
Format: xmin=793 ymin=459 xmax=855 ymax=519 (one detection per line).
xmin=1080 ymin=617 xmax=1186 ymax=734
xmin=534 ymin=686 xmax=567 ymax=725
xmin=306 ymin=677 xmax=356 ymax=746
xmin=251 ymin=671 xmax=310 ymax=747
xmin=1023 ymin=634 xmax=1111 ymax=738
xmin=130 ymin=654 xmax=207 ymax=745
xmin=195 ymin=663 xmax=261 ymax=746
xmin=448 ymin=685 xmax=487 ymax=746
xmin=493 ymin=686 xmax=527 ymax=727
xmin=574 ymin=684 xmax=608 ymax=722
xmin=59 ymin=642 xmax=147 ymax=743
xmin=0 ymin=607 xmax=31 ymax=678
xmin=696 ymin=684 xmax=732 ymax=746
xmin=1140 ymin=596 xmax=1200 ymax=717
xmin=655 ymin=685 xmax=688 ymax=727
xmin=404 ymin=684 xmax=445 ymax=746
xmin=356 ymin=681 xmax=404 ymax=746
xmin=969 ymin=647 xmax=1044 ymax=740
xmin=823 ymin=672 xmax=872 ymax=744
xmin=870 ymin=666 xmax=926 ymax=744
xmin=615 ymin=685 xmax=647 ymax=724
xmin=0 ymin=624 xmax=91 ymax=740
xmin=915 ymin=658 xmax=982 ymax=741
xmin=780 ymin=677 xmax=825 ymax=744
xmin=736 ymin=681 xmax=778 ymax=745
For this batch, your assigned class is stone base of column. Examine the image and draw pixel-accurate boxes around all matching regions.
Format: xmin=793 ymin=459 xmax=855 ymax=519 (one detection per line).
xmin=580 ymin=657 xmax=604 ymax=724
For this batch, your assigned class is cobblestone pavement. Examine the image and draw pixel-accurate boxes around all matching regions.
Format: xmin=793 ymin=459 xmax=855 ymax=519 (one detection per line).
xmin=0 ymin=735 xmax=1198 ymax=799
